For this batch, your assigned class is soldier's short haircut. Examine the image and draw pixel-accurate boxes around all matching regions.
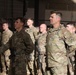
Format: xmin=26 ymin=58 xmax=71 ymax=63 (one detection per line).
xmin=27 ymin=18 xmax=34 ymax=23
xmin=50 ymin=11 xmax=62 ymax=18
xmin=27 ymin=18 xmax=34 ymax=25
xmin=15 ymin=17 xmax=25 ymax=24
xmin=27 ymin=18 xmax=33 ymax=21
xmin=2 ymin=20 xmax=10 ymax=27
xmin=66 ymin=22 xmax=75 ymax=27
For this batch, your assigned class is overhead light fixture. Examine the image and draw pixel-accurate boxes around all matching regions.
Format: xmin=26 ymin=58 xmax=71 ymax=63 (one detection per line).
xmin=72 ymin=0 xmax=76 ymax=3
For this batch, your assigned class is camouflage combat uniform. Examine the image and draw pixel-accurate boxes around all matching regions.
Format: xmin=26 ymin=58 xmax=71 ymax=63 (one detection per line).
xmin=36 ymin=32 xmax=47 ymax=75
xmin=25 ymin=26 xmax=38 ymax=75
xmin=46 ymin=25 xmax=76 ymax=75
xmin=68 ymin=33 xmax=76 ymax=75
xmin=1 ymin=29 xmax=13 ymax=73
xmin=0 ymin=29 xmax=34 ymax=75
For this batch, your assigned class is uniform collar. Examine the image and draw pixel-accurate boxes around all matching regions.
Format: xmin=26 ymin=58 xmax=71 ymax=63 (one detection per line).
xmin=29 ymin=25 xmax=34 ymax=29
xmin=48 ymin=24 xmax=64 ymax=33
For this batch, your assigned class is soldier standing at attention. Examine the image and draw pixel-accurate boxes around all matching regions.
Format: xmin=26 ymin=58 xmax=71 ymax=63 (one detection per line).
xmin=66 ymin=22 xmax=76 ymax=75
xmin=0 ymin=17 xmax=34 ymax=75
xmin=1 ymin=21 xmax=13 ymax=75
xmin=36 ymin=24 xmax=47 ymax=75
xmin=46 ymin=11 xmax=76 ymax=75
xmin=25 ymin=18 xmax=38 ymax=75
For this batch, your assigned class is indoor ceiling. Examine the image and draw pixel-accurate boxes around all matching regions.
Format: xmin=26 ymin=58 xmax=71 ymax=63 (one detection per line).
xmin=46 ymin=0 xmax=76 ymax=11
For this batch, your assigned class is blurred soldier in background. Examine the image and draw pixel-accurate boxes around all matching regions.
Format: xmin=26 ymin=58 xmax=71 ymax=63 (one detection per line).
xmin=66 ymin=22 xmax=76 ymax=75
xmin=25 ymin=18 xmax=38 ymax=75
xmin=36 ymin=24 xmax=47 ymax=75
xmin=1 ymin=22 xmax=13 ymax=75
xmin=46 ymin=11 xmax=76 ymax=75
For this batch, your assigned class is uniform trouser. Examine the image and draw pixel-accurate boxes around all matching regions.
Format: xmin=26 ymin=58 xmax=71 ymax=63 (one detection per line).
xmin=37 ymin=54 xmax=46 ymax=75
xmin=26 ymin=51 xmax=34 ymax=75
xmin=26 ymin=61 xmax=34 ymax=74
xmin=1 ymin=49 xmax=11 ymax=73
xmin=4 ymin=49 xmax=11 ymax=70
xmin=46 ymin=68 xmax=52 ymax=75
xmin=29 ymin=51 xmax=34 ymax=70
xmin=1 ymin=54 xmax=6 ymax=72
xmin=47 ymin=65 xmax=67 ymax=75
xmin=68 ymin=56 xmax=75 ymax=75
xmin=8 ymin=59 xmax=27 ymax=75
xmin=38 ymin=54 xmax=46 ymax=72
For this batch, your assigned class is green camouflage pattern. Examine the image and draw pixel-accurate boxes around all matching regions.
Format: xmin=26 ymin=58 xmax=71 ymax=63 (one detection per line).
xmin=36 ymin=32 xmax=47 ymax=74
xmin=0 ymin=29 xmax=34 ymax=75
xmin=46 ymin=25 xmax=76 ymax=67
xmin=25 ymin=26 xmax=38 ymax=43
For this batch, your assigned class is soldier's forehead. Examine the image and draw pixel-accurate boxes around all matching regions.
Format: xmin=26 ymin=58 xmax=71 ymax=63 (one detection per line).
xmin=15 ymin=19 xmax=21 ymax=22
xmin=3 ymin=23 xmax=8 ymax=26
xmin=50 ymin=13 xmax=57 ymax=16
xmin=27 ymin=19 xmax=33 ymax=22
xmin=40 ymin=24 xmax=46 ymax=27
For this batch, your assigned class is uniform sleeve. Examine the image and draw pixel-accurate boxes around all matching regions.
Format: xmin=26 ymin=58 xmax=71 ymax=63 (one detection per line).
xmin=63 ymin=29 xmax=76 ymax=53
xmin=9 ymin=31 xmax=13 ymax=38
xmin=33 ymin=28 xmax=39 ymax=40
xmin=23 ymin=32 xmax=34 ymax=55
xmin=0 ymin=38 xmax=11 ymax=54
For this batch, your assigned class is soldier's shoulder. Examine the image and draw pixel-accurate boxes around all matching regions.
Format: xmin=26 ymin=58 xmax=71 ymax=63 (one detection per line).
xmin=25 ymin=28 xmax=29 ymax=31
xmin=60 ymin=25 xmax=72 ymax=39
xmin=9 ymin=29 xmax=13 ymax=34
xmin=22 ymin=29 xmax=29 ymax=34
xmin=32 ymin=26 xmax=39 ymax=32
xmin=60 ymin=25 xmax=69 ymax=33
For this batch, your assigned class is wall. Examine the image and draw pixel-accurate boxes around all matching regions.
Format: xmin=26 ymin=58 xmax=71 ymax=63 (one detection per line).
xmin=0 ymin=0 xmax=76 ymax=26
xmin=26 ymin=8 xmax=76 ymax=25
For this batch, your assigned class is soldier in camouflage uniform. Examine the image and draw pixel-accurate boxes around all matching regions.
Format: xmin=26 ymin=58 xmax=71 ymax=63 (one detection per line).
xmin=0 ymin=17 xmax=34 ymax=75
xmin=25 ymin=18 xmax=38 ymax=75
xmin=1 ymin=22 xmax=13 ymax=75
xmin=66 ymin=22 xmax=76 ymax=75
xmin=46 ymin=11 xmax=76 ymax=75
xmin=36 ymin=24 xmax=47 ymax=75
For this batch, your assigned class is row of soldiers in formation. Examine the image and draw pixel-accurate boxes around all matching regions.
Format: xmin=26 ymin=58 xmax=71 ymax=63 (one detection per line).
xmin=0 ymin=18 xmax=47 ymax=75
xmin=0 ymin=11 xmax=76 ymax=75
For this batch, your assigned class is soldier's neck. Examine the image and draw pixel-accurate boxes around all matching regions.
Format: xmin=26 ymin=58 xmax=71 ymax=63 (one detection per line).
xmin=5 ymin=28 xmax=9 ymax=31
xmin=17 ymin=27 xmax=23 ymax=32
xmin=29 ymin=25 xmax=33 ymax=28
xmin=53 ymin=22 xmax=60 ymax=29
